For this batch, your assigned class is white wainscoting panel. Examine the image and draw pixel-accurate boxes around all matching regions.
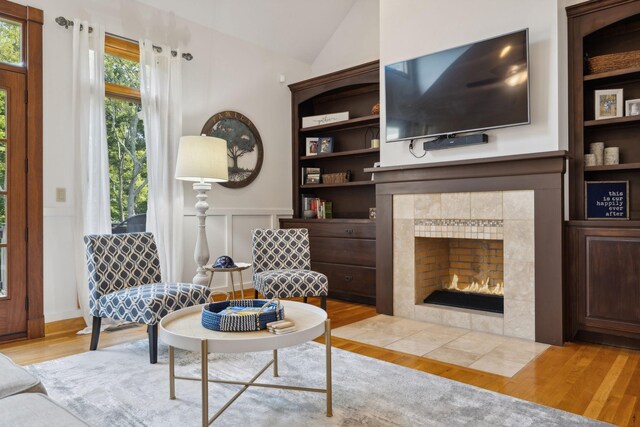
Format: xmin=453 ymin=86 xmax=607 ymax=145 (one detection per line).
xmin=182 ymin=208 xmax=292 ymax=293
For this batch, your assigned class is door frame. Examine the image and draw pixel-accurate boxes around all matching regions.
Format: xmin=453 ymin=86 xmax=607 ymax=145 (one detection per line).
xmin=0 ymin=0 xmax=43 ymax=339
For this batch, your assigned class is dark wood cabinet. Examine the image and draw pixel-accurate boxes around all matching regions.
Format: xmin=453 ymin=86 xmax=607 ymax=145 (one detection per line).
xmin=280 ymin=219 xmax=376 ymax=305
xmin=567 ymin=223 xmax=640 ymax=346
xmin=566 ymin=0 xmax=640 ymax=347
xmin=281 ymin=62 xmax=380 ymax=305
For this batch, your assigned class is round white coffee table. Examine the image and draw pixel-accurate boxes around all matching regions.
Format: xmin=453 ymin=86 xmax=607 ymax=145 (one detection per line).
xmin=159 ymin=301 xmax=331 ymax=426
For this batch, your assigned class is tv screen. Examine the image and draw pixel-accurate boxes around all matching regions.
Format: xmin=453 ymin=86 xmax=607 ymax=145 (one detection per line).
xmin=385 ymin=29 xmax=530 ymax=143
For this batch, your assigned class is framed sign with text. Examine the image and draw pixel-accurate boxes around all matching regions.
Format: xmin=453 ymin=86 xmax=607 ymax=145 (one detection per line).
xmin=585 ymin=181 xmax=629 ymax=220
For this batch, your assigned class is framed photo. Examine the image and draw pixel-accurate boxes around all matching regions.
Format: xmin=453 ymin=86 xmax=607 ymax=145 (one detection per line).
xmin=305 ymin=137 xmax=319 ymax=156
xmin=305 ymin=174 xmax=321 ymax=184
xmin=595 ymin=89 xmax=623 ymax=120
xmin=201 ymin=111 xmax=264 ymax=189
xmin=585 ymin=181 xmax=629 ymax=220
xmin=626 ymin=98 xmax=640 ymax=116
xmin=319 ymin=137 xmax=334 ymax=154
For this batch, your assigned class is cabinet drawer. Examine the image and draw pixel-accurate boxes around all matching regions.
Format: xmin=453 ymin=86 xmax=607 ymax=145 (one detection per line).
xmin=310 ymin=236 xmax=375 ymax=267
xmin=312 ymin=262 xmax=376 ymax=302
xmin=281 ymin=221 xmax=375 ymax=239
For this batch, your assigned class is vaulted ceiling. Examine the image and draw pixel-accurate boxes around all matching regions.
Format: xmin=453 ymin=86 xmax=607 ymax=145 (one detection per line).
xmin=135 ymin=0 xmax=358 ymax=63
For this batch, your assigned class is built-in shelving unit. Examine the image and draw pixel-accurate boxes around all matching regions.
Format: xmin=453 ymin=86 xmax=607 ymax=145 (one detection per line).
xmin=281 ymin=61 xmax=380 ymax=306
xmin=566 ymin=0 xmax=640 ymax=349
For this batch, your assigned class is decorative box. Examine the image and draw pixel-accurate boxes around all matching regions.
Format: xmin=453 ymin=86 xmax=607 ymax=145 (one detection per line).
xmin=302 ymin=112 xmax=349 ymax=128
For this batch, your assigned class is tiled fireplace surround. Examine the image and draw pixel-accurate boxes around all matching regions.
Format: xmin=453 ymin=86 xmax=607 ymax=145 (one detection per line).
xmin=394 ymin=191 xmax=535 ymax=340
xmin=370 ymin=151 xmax=567 ymax=346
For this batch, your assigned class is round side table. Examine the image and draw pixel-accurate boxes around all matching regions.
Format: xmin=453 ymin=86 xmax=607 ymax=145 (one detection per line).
xmin=204 ymin=262 xmax=251 ymax=299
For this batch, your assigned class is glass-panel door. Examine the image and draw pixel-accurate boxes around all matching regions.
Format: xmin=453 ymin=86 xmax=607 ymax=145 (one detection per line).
xmin=0 ymin=69 xmax=27 ymax=340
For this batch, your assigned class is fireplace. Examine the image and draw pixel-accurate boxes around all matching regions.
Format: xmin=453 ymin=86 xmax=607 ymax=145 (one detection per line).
xmin=416 ymin=236 xmax=504 ymax=313
xmin=392 ymin=191 xmax=537 ymax=340
xmin=369 ymin=151 xmax=567 ymax=345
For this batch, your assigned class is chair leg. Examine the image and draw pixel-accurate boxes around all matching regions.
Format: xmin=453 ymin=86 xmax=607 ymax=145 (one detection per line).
xmin=321 ymin=296 xmax=327 ymax=311
xmin=90 ymin=316 xmax=102 ymax=351
xmin=303 ymin=296 xmax=308 ymax=303
xmin=148 ymin=324 xmax=158 ymax=364
xmin=254 ymin=289 xmax=259 ymax=299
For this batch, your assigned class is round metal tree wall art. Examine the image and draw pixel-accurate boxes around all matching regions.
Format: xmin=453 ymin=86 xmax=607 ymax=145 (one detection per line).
xmin=201 ymin=111 xmax=264 ymax=188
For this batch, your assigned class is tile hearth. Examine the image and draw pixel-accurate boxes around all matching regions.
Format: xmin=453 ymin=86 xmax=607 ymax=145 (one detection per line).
xmin=333 ymin=315 xmax=549 ymax=377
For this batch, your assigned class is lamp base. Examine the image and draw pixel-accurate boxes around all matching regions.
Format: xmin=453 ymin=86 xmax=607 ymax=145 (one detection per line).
xmin=193 ymin=181 xmax=212 ymax=286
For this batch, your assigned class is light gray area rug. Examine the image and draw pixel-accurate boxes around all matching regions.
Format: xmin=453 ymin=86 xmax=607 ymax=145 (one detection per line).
xmin=27 ymin=340 xmax=605 ymax=427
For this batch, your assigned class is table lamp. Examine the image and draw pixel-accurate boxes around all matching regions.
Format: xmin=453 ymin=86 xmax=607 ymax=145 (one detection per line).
xmin=176 ymin=135 xmax=228 ymax=285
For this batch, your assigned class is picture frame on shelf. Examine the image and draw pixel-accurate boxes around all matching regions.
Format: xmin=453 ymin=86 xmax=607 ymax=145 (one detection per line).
xmin=625 ymin=98 xmax=640 ymax=116
xmin=319 ymin=137 xmax=334 ymax=154
xmin=305 ymin=174 xmax=321 ymax=185
xmin=305 ymin=137 xmax=319 ymax=156
xmin=595 ymin=89 xmax=623 ymax=120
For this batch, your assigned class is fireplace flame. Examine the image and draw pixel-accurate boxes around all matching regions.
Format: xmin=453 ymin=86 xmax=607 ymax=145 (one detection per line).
xmin=446 ymin=274 xmax=504 ymax=296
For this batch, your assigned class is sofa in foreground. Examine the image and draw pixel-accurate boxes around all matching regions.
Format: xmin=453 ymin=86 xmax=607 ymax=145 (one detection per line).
xmin=0 ymin=353 xmax=88 ymax=426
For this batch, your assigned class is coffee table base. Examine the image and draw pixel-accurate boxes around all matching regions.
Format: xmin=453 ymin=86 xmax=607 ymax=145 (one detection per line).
xmin=168 ymin=319 xmax=332 ymax=426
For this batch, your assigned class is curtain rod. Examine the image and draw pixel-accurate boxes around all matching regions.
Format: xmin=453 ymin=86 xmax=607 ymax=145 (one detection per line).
xmin=55 ymin=16 xmax=194 ymax=61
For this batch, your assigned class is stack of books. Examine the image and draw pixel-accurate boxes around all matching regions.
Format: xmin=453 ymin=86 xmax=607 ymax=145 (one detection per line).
xmin=318 ymin=201 xmax=332 ymax=219
xmin=267 ymin=319 xmax=296 ymax=335
xmin=219 ymin=305 xmax=276 ymax=316
xmin=301 ymin=195 xmax=333 ymax=219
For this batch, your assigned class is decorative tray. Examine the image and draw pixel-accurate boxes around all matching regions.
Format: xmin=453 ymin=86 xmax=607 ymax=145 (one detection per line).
xmin=201 ymin=299 xmax=283 ymax=332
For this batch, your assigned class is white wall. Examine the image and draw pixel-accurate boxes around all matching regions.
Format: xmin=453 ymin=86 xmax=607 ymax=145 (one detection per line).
xmin=379 ymin=0 xmax=560 ymax=167
xmin=25 ymin=0 xmax=311 ymax=322
xmin=311 ymin=0 xmax=380 ymax=76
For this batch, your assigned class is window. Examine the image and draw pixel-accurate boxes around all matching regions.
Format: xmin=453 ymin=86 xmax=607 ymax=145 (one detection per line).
xmin=104 ymin=36 xmax=147 ymax=231
xmin=0 ymin=17 xmax=22 ymax=65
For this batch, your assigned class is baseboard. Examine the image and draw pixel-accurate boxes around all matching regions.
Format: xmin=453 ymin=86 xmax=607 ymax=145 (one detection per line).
xmin=45 ymin=317 xmax=87 ymax=336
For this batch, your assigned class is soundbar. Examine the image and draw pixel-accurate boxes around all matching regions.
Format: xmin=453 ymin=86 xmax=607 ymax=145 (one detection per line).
xmin=423 ymin=133 xmax=488 ymax=151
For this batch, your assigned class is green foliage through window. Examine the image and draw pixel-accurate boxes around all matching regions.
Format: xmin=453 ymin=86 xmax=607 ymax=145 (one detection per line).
xmin=106 ymin=98 xmax=147 ymax=224
xmin=0 ymin=18 xmax=21 ymax=65
xmin=104 ymin=48 xmax=146 ymax=225
xmin=0 ymin=89 xmax=5 ymax=139
xmin=105 ymin=54 xmax=140 ymax=89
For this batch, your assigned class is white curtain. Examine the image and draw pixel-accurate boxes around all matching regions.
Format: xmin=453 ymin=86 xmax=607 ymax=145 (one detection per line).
xmin=71 ymin=20 xmax=111 ymax=328
xmin=139 ymin=40 xmax=184 ymax=282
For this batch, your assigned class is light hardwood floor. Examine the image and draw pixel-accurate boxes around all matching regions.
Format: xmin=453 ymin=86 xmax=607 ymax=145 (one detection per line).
xmin=1 ymin=296 xmax=638 ymax=426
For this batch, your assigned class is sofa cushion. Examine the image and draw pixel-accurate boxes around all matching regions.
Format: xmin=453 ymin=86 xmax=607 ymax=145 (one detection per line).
xmin=0 ymin=393 xmax=88 ymax=426
xmin=0 ymin=352 xmax=46 ymax=399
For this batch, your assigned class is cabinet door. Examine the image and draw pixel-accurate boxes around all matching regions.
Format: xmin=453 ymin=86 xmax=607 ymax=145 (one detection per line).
xmin=575 ymin=227 xmax=640 ymax=335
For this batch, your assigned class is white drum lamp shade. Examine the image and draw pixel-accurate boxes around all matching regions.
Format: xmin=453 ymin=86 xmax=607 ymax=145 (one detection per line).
xmin=175 ymin=135 xmax=229 ymax=182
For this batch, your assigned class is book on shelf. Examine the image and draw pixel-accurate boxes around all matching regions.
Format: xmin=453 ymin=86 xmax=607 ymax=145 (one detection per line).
xmin=321 ymin=201 xmax=333 ymax=219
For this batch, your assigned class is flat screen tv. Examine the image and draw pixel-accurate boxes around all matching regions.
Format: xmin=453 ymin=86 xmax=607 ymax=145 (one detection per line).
xmin=385 ymin=29 xmax=530 ymax=145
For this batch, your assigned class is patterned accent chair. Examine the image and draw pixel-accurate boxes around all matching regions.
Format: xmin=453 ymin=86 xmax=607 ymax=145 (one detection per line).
xmin=251 ymin=228 xmax=328 ymax=310
xmin=84 ymin=233 xmax=211 ymax=364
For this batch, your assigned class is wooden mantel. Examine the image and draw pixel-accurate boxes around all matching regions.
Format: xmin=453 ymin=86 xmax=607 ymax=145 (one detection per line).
xmin=372 ymin=150 xmax=568 ymax=346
